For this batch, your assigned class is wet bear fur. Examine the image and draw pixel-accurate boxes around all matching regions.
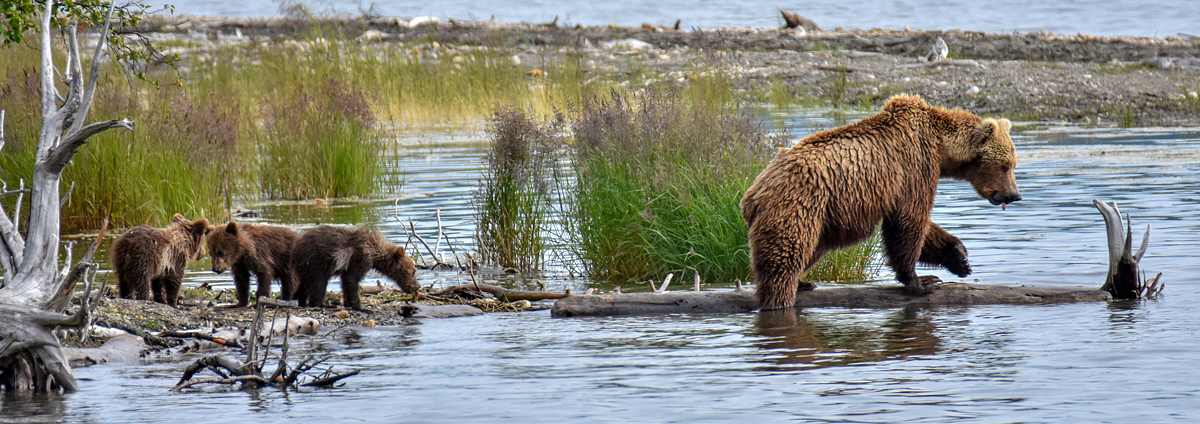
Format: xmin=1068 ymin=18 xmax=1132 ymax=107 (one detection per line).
xmin=741 ymin=94 xmax=1022 ymax=310
xmin=207 ymin=221 xmax=300 ymax=307
xmin=292 ymin=225 xmax=418 ymax=310
xmin=112 ymin=214 xmax=213 ymax=307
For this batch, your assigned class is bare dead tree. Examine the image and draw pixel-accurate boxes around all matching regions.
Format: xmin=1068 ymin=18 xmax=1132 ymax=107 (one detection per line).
xmin=0 ymin=0 xmax=135 ymax=393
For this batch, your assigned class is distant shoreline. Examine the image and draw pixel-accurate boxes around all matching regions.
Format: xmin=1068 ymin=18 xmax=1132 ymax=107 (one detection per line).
xmin=135 ymin=15 xmax=1200 ymax=125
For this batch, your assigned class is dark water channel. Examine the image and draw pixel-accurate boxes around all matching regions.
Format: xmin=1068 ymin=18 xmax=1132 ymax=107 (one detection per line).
xmin=6 ymin=110 xmax=1200 ymax=422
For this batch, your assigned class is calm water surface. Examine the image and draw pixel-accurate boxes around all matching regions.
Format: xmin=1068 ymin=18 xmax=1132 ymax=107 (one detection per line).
xmin=5 ymin=111 xmax=1200 ymax=422
xmin=147 ymin=0 xmax=1200 ymax=37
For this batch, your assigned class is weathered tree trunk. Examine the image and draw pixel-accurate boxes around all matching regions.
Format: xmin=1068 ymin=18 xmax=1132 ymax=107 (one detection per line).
xmin=0 ymin=1 xmax=133 ymax=393
xmin=551 ymin=282 xmax=1110 ymax=317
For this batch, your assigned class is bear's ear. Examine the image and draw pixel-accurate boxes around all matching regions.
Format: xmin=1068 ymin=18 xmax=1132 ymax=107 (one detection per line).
xmin=997 ymin=118 xmax=1012 ymax=133
xmin=172 ymin=213 xmax=187 ymax=223
xmin=392 ymin=246 xmax=407 ymax=258
xmin=971 ymin=120 xmax=1000 ymax=145
xmin=225 ymin=221 xmax=239 ymax=235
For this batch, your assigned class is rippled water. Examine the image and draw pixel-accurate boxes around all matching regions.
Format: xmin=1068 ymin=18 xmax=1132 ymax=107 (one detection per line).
xmin=6 ymin=112 xmax=1200 ymax=422
xmin=149 ymin=0 xmax=1200 ymax=37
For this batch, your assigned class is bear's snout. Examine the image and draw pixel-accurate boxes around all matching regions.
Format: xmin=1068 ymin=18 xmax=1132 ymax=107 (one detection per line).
xmin=989 ymin=191 xmax=1022 ymax=206
xmin=212 ymin=267 xmax=224 ymax=274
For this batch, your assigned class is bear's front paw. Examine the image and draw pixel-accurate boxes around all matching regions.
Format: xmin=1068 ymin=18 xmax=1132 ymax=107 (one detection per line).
xmin=943 ymin=243 xmax=972 ymax=277
xmin=904 ymin=275 xmax=941 ymax=295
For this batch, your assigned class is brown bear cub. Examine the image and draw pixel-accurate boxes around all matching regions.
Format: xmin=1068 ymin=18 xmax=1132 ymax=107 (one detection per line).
xmin=741 ymin=94 xmax=1021 ymax=310
xmin=112 ymin=213 xmax=213 ymax=307
xmin=292 ymin=225 xmax=418 ymax=310
xmin=207 ymin=221 xmax=301 ymax=307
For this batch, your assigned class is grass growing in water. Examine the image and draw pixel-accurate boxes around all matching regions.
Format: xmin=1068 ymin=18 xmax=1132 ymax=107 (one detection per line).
xmin=566 ymin=90 xmax=780 ymax=283
xmin=473 ymin=106 xmax=563 ymax=270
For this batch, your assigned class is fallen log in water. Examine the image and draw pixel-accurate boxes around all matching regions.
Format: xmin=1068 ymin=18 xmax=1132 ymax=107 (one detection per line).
xmin=551 ymin=282 xmax=1111 ymax=317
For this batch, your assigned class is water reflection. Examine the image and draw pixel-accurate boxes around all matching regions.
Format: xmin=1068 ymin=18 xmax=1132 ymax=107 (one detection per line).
xmin=753 ymin=306 xmax=939 ymax=370
xmin=1 ymin=391 xmax=67 ymax=422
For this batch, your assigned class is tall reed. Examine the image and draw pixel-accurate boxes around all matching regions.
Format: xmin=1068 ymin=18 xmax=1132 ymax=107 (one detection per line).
xmin=473 ymin=106 xmax=562 ymax=270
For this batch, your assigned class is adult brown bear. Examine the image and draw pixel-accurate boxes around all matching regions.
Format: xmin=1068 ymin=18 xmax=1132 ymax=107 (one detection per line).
xmin=292 ymin=225 xmax=418 ymax=310
xmin=206 ymin=221 xmax=300 ymax=307
xmin=111 ymin=214 xmax=213 ymax=307
xmin=741 ymin=94 xmax=1021 ymax=310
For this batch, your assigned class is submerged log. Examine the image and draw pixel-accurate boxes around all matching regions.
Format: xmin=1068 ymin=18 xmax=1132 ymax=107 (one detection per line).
xmin=551 ymin=281 xmax=1110 ymax=317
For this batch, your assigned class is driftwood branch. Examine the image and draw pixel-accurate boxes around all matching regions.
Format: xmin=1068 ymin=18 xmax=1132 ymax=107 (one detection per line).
xmin=430 ymin=283 xmax=569 ymax=302
xmin=303 ymin=369 xmax=360 ymax=387
xmin=814 ymin=64 xmax=875 ymax=73
xmin=895 ymin=59 xmax=982 ymax=69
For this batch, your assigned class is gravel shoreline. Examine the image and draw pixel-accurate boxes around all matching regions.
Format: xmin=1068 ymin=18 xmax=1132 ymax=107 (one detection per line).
xmin=139 ymin=15 xmax=1200 ymax=125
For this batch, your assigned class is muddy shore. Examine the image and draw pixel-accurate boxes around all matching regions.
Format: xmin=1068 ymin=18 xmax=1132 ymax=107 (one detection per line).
xmin=139 ymin=15 xmax=1200 ymax=125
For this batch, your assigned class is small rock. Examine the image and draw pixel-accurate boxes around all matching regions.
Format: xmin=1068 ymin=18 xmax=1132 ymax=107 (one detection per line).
xmin=964 ymin=85 xmax=981 ymax=96
xmin=333 ymin=310 xmax=350 ymax=319
xmin=362 ymin=320 xmax=376 ymax=328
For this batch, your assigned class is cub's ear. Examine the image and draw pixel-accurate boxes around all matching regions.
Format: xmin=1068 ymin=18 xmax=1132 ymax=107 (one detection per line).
xmin=192 ymin=218 xmax=210 ymax=234
xmin=172 ymin=213 xmax=187 ymax=223
xmin=225 ymin=221 xmax=239 ymax=235
xmin=393 ymin=246 xmax=407 ymax=258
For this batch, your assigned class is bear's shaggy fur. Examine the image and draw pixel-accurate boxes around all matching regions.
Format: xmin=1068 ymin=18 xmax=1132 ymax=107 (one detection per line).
xmin=207 ymin=221 xmax=300 ymax=307
xmin=741 ymin=95 xmax=1021 ymax=309
xmin=291 ymin=225 xmax=418 ymax=310
xmin=112 ymin=214 xmax=213 ymax=307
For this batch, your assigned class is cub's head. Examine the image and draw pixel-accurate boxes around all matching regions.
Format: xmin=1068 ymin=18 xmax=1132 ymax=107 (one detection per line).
xmin=207 ymin=221 xmax=250 ymax=274
xmin=376 ymin=246 xmax=419 ymax=295
xmin=942 ymin=117 xmax=1022 ymax=209
xmin=170 ymin=213 xmax=214 ymax=260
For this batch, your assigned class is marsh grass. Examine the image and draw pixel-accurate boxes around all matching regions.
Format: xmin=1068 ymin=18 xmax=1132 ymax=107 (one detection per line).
xmin=567 ymin=89 xmax=787 ymax=283
xmin=258 ymin=75 xmax=381 ymax=200
xmin=1 ymin=45 xmax=242 ymax=229
xmin=473 ymin=106 xmax=562 ymax=270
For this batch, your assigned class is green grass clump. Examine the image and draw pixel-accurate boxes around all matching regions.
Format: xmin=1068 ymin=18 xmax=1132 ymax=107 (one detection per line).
xmin=566 ymin=89 xmax=787 ymax=283
xmin=473 ymin=106 xmax=562 ymax=270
